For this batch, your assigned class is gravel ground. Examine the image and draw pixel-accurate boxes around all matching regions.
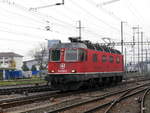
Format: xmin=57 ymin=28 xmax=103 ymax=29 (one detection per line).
xmin=144 ymin=91 xmax=150 ymax=113
xmin=2 ymin=81 xmax=150 ymax=113
xmin=61 ymin=86 xmax=148 ymax=113
xmin=0 ymin=82 xmax=46 ymax=90
xmin=0 ymin=91 xmax=54 ymax=101
xmin=0 ymin=94 xmax=25 ymax=100
xmin=107 ymin=93 xmax=143 ymax=113
xmin=61 ymin=95 xmax=119 ymax=113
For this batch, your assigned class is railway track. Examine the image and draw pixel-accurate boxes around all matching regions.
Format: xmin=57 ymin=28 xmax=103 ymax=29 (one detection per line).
xmin=83 ymin=85 xmax=148 ymax=113
xmin=141 ymin=88 xmax=150 ymax=113
xmin=0 ymin=87 xmax=107 ymax=110
xmin=0 ymin=90 xmax=60 ymax=109
xmin=0 ymin=84 xmax=51 ymax=95
xmin=0 ymin=75 xmax=148 ymax=95
xmin=0 ymin=77 xmax=149 ymax=113
xmin=18 ymin=81 xmax=150 ymax=113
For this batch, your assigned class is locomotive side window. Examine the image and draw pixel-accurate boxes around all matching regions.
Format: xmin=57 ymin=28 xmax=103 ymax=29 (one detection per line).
xmin=51 ymin=49 xmax=60 ymax=61
xmin=93 ymin=54 xmax=98 ymax=62
xmin=109 ymin=56 xmax=114 ymax=63
xmin=79 ymin=49 xmax=87 ymax=61
xmin=102 ymin=55 xmax=107 ymax=62
xmin=116 ymin=57 xmax=120 ymax=63
xmin=65 ymin=49 xmax=78 ymax=61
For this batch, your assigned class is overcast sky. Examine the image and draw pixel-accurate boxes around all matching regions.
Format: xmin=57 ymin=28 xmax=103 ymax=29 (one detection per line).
xmin=0 ymin=0 xmax=150 ymax=61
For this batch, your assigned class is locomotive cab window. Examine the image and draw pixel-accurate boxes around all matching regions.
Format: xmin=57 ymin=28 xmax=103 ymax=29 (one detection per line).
xmin=50 ymin=49 xmax=61 ymax=61
xmin=65 ymin=49 xmax=78 ymax=61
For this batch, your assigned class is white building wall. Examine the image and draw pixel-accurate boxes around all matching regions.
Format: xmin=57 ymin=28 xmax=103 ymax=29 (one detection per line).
xmin=0 ymin=57 xmax=11 ymax=68
xmin=0 ymin=57 xmax=23 ymax=70
xmin=14 ymin=57 xmax=23 ymax=70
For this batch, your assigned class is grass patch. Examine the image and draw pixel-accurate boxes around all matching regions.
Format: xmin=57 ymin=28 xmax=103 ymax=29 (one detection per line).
xmin=0 ymin=78 xmax=46 ymax=86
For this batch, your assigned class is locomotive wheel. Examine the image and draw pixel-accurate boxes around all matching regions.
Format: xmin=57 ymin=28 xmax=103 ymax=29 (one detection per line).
xmin=118 ymin=76 xmax=123 ymax=82
xmin=112 ymin=76 xmax=117 ymax=85
xmin=116 ymin=76 xmax=123 ymax=83
xmin=102 ymin=77 xmax=110 ymax=86
xmin=70 ymin=82 xmax=83 ymax=90
xmin=60 ymin=82 xmax=83 ymax=91
xmin=89 ymin=79 xmax=96 ymax=88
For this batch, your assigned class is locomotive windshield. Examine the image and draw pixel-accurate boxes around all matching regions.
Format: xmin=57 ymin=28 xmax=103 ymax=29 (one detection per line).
xmin=65 ymin=49 xmax=78 ymax=61
xmin=50 ymin=49 xmax=60 ymax=61
xmin=65 ymin=49 xmax=86 ymax=62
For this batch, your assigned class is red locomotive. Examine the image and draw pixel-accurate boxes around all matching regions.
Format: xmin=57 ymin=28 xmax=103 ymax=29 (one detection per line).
xmin=45 ymin=38 xmax=124 ymax=91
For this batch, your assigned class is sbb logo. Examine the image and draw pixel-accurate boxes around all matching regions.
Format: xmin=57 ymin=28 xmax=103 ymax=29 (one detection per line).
xmin=60 ymin=63 xmax=65 ymax=69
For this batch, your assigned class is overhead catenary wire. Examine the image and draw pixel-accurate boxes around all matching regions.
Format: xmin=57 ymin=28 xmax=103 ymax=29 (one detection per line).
xmin=0 ymin=1 xmax=79 ymax=32
xmin=0 ymin=0 xmax=79 ymax=30
xmin=86 ymin=0 xmax=137 ymax=41
xmin=0 ymin=0 xmax=115 ymax=41
xmin=0 ymin=0 xmax=75 ymax=30
xmin=0 ymin=23 xmax=78 ymax=40
xmin=0 ymin=20 xmax=44 ymax=30
xmin=0 ymin=6 xmax=45 ymax=25
xmin=0 ymin=37 xmax=42 ymax=43
xmin=0 ymin=26 xmax=46 ymax=39
xmin=0 ymin=7 xmax=104 ymax=40
xmin=62 ymin=3 xmax=117 ymax=37
xmin=0 ymin=7 xmax=78 ymax=33
xmin=127 ymin=0 xmax=145 ymax=27
xmin=0 ymin=0 xmax=140 ymax=45
xmin=1 ymin=0 xmax=75 ymax=27
xmin=0 ymin=0 xmax=46 ymax=24
xmin=69 ymin=0 xmax=120 ymax=33
xmin=86 ymin=0 xmax=122 ymax=22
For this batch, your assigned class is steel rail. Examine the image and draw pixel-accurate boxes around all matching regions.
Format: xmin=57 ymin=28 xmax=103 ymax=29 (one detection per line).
xmin=0 ymin=75 xmax=148 ymax=95
xmin=141 ymin=88 xmax=150 ymax=113
xmin=0 ymin=90 xmax=60 ymax=109
xmin=0 ymin=85 xmax=51 ymax=95
xmin=42 ymin=82 xmax=150 ymax=113
xmin=104 ymin=89 xmax=131 ymax=113
xmin=1 ymin=78 xmax=149 ymax=113
xmin=83 ymin=87 xmax=149 ymax=113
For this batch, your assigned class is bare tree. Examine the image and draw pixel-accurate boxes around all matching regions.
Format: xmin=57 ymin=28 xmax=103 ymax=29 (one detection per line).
xmin=29 ymin=43 xmax=48 ymax=70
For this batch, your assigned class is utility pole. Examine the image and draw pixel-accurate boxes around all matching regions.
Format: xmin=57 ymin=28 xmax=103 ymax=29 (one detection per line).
xmin=76 ymin=20 xmax=82 ymax=40
xmin=137 ymin=25 xmax=140 ymax=74
xmin=62 ymin=0 xmax=64 ymax=4
xmin=125 ymin=48 xmax=127 ymax=85
xmin=141 ymin=32 xmax=143 ymax=75
xmin=121 ymin=21 xmax=126 ymax=80
xmin=121 ymin=21 xmax=124 ymax=54
xmin=132 ymin=27 xmax=136 ymax=65
xmin=146 ymin=49 xmax=148 ymax=74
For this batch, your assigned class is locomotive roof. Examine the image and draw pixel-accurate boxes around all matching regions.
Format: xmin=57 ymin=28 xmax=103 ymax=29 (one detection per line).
xmin=51 ymin=42 xmax=121 ymax=54
xmin=51 ymin=43 xmax=87 ymax=49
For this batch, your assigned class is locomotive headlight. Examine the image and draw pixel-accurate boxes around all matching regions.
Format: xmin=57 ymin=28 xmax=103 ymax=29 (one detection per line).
xmin=51 ymin=70 xmax=55 ymax=73
xmin=71 ymin=70 xmax=76 ymax=73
